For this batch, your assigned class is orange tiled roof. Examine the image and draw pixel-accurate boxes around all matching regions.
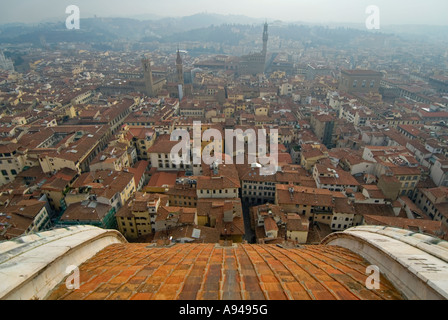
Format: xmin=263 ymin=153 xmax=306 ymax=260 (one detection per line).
xmin=47 ymin=243 xmax=403 ymax=300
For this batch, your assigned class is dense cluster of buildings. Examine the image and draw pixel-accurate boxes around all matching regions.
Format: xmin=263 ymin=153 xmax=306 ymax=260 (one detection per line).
xmin=1 ymin=23 xmax=448 ymax=247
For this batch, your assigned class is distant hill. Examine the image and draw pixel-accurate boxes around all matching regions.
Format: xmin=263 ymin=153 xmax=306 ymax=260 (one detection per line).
xmin=0 ymin=12 xmax=446 ymax=47
xmin=380 ymin=25 xmax=448 ymax=42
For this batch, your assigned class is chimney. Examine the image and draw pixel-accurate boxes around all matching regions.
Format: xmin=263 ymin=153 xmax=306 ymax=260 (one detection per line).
xmin=224 ymin=208 xmax=233 ymax=223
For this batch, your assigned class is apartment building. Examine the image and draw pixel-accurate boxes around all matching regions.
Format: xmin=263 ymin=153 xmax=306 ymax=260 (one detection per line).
xmin=0 ymin=199 xmax=52 ymax=241
xmin=251 ymin=203 xmax=310 ymax=244
xmin=121 ymin=126 xmax=157 ymax=161
xmin=89 ymin=143 xmax=131 ymax=172
xmin=165 ymin=180 xmax=198 ymax=208
xmin=36 ymin=126 xmax=109 ymax=174
xmin=312 ymin=162 xmax=360 ymax=193
xmin=362 ymin=146 xmax=421 ymax=198
xmin=147 ymin=134 xmax=193 ymax=172
xmin=275 ymin=184 xmax=346 ymax=223
xmin=196 ymin=198 xmax=245 ymax=243
xmin=116 ymin=192 xmax=169 ymax=239
xmin=58 ymin=201 xmax=117 ymax=229
xmin=300 ymin=143 xmax=329 ymax=171
xmin=430 ymin=158 xmax=448 ymax=187
xmin=196 ymin=162 xmax=240 ymax=200
xmin=310 ymin=112 xmax=337 ymax=148
xmin=67 ymin=170 xmax=136 ymax=213
xmin=41 ymin=168 xmax=79 ymax=213
xmin=0 ymin=143 xmax=27 ymax=186
xmin=338 ymin=69 xmax=382 ymax=94
xmin=330 ymin=197 xmax=356 ymax=231
xmin=239 ymin=164 xmax=316 ymax=205
xmin=153 ymin=206 xmax=197 ymax=234
xmin=414 ymin=187 xmax=448 ymax=228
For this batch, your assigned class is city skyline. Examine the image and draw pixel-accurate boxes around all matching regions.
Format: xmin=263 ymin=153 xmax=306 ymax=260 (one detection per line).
xmin=1 ymin=0 xmax=448 ymax=26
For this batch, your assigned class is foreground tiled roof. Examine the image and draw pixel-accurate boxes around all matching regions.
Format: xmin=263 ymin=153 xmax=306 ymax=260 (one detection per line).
xmin=46 ymin=243 xmax=403 ymax=300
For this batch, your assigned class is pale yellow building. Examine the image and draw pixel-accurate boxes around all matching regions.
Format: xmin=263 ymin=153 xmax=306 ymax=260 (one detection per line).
xmin=89 ymin=143 xmax=131 ymax=172
xmin=286 ymin=214 xmax=309 ymax=244
xmin=0 ymin=143 xmax=27 ymax=186
xmin=70 ymin=170 xmax=136 ymax=213
xmin=116 ymin=193 xmax=169 ymax=239
xmin=300 ymin=144 xmax=329 ymax=171
xmin=255 ymin=105 xmax=269 ymax=117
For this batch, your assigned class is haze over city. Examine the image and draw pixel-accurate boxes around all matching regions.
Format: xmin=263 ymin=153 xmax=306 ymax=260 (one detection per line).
xmin=1 ymin=0 xmax=448 ymax=25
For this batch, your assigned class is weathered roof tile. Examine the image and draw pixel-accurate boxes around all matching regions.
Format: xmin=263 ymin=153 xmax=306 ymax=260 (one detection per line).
xmin=46 ymin=243 xmax=403 ymax=300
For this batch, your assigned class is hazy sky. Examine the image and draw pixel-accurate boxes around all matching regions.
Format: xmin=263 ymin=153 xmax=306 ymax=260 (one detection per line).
xmin=1 ymin=0 xmax=447 ymax=25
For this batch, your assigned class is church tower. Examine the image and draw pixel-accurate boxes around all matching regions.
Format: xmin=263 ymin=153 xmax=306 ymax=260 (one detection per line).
xmin=142 ymin=57 xmax=154 ymax=97
xmin=176 ymin=49 xmax=184 ymax=85
xmin=176 ymin=49 xmax=185 ymax=100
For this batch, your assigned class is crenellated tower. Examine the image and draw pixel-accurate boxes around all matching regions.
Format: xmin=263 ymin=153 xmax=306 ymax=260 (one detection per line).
xmin=142 ymin=57 xmax=154 ymax=96
xmin=262 ymin=22 xmax=268 ymax=58
xmin=176 ymin=49 xmax=184 ymax=86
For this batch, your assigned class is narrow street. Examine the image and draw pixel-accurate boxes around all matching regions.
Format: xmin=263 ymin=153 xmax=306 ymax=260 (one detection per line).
xmin=242 ymin=202 xmax=255 ymax=243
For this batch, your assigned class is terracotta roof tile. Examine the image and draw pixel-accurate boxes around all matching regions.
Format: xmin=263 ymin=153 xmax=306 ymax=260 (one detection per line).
xmin=46 ymin=243 xmax=404 ymax=300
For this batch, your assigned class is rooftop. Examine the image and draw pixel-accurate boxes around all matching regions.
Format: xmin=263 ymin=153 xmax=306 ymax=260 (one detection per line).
xmin=47 ymin=242 xmax=402 ymax=300
xmin=3 ymin=225 xmax=447 ymax=300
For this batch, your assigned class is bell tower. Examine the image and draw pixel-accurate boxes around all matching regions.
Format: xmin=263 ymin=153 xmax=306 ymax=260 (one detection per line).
xmin=262 ymin=22 xmax=268 ymax=57
xmin=142 ymin=57 xmax=154 ymax=97
xmin=176 ymin=49 xmax=184 ymax=86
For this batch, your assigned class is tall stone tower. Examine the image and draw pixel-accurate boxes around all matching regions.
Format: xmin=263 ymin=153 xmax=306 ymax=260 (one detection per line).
xmin=239 ymin=23 xmax=269 ymax=76
xmin=142 ymin=57 xmax=154 ymax=96
xmin=176 ymin=49 xmax=184 ymax=85
xmin=176 ymin=49 xmax=185 ymax=100
xmin=262 ymin=22 xmax=268 ymax=58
